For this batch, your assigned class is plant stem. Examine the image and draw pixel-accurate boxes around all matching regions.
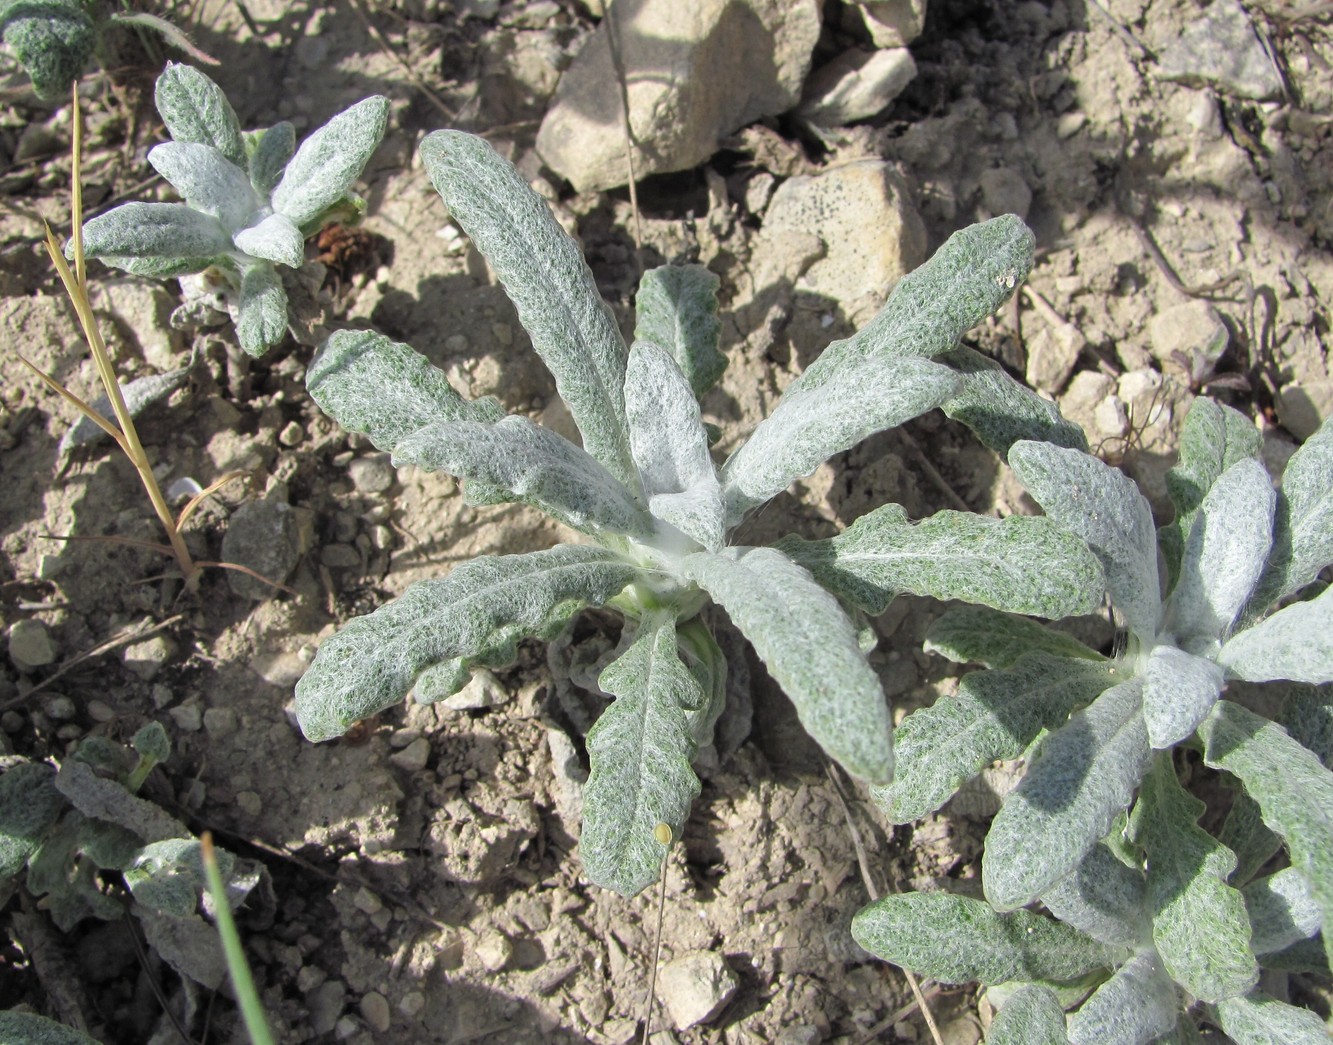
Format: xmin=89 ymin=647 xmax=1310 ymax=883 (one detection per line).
xmin=50 ymin=82 xmax=196 ymax=580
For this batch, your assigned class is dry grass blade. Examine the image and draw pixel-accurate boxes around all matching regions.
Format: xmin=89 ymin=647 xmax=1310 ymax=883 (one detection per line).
xmin=175 ymin=470 xmax=250 ymax=530
xmin=826 ymin=762 xmax=946 ymax=1045
xmin=15 ymin=352 xmax=127 ymax=449
xmin=36 ymin=84 xmax=197 ymax=578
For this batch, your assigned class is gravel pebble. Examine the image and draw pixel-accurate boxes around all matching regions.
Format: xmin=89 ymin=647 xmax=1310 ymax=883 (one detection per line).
xmin=9 ymin=620 xmax=56 ymax=669
xmin=308 ymin=979 xmax=346 ymax=1035
xmin=389 ymin=737 xmax=430 ymax=772
xmin=122 ymin=635 xmax=177 ymax=681
xmin=359 ymin=992 xmax=391 ymax=1033
xmin=658 ymin=950 xmax=738 ymax=1030
xmin=348 ymin=455 xmax=395 ymax=494
xmin=168 ymin=703 xmax=203 ymax=732
xmin=43 ymin=695 xmax=76 ymax=721
xmin=86 ymin=699 xmax=115 ymax=723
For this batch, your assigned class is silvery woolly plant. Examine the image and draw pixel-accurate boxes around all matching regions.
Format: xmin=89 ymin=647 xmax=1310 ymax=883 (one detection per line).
xmin=75 ymin=62 xmax=387 ymax=355
xmin=854 ymin=399 xmax=1333 ymax=1041
xmin=293 ymin=130 xmax=1109 ymax=897
xmin=0 ymin=723 xmax=269 ymax=991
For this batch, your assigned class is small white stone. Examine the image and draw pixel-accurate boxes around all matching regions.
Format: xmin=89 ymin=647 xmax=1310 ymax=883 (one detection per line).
xmin=658 ymin=950 xmax=737 ymax=1030
xmin=122 ymin=635 xmax=177 ymax=681
xmin=353 ymin=887 xmax=383 ymax=915
xmin=9 ymin=620 xmax=56 ymax=669
xmin=359 ymin=992 xmax=391 ymax=1033
xmin=43 ymin=695 xmax=76 ymax=721
xmin=168 ymin=703 xmax=203 ymax=732
xmin=203 ymin=707 xmax=239 ymax=737
xmin=398 ymin=991 xmax=426 ymax=1017
xmin=474 ymin=932 xmax=513 ymax=973
xmin=389 ymin=737 xmax=431 ymax=772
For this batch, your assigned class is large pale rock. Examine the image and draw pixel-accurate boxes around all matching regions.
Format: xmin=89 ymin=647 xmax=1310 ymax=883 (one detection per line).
xmin=797 ymin=47 xmax=916 ymax=127
xmin=752 ymin=159 xmax=926 ymax=323
xmin=853 ymin=0 xmax=927 ymax=47
xmin=536 ymin=0 xmax=821 ymax=191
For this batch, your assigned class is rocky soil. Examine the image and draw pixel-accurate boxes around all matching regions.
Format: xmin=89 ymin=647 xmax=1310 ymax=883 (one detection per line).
xmin=1 ymin=0 xmax=1330 ymax=1042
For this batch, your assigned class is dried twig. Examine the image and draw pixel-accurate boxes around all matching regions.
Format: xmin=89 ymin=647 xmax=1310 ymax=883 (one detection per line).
xmin=826 ymin=763 xmax=945 ymax=1045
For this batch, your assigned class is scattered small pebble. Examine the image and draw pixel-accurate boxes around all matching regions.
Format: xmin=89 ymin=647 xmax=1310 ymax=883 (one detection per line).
xmin=398 ymin=991 xmax=426 ymax=1017
xmin=9 ymin=620 xmax=56 ymax=670
xmin=389 ymin=737 xmax=431 ymax=772
xmin=122 ymin=635 xmax=177 ymax=682
xmin=348 ymin=455 xmax=395 ymax=494
xmin=474 ymin=932 xmax=513 ymax=973
xmin=168 ymin=703 xmax=203 ymax=732
xmin=86 ymin=699 xmax=115 ymax=723
xmin=320 ymin=543 xmax=361 ymax=569
xmin=236 ymin=790 xmax=263 ymax=816
xmin=43 ymin=695 xmax=76 ymax=721
xmin=658 ymin=950 xmax=737 ymax=1030
xmin=296 ymin=965 xmax=327 ymax=993
xmin=353 ymin=887 xmax=383 ymax=915
xmin=278 ymin=420 xmax=306 ymax=447
xmin=151 ymin=683 xmax=174 ymax=709
xmin=308 ymin=979 xmax=347 ymax=1035
xmin=360 ymin=991 xmax=391 ymax=1033
xmin=203 ymin=707 xmax=239 ymax=737
xmin=440 ymin=669 xmax=510 ymax=712
xmin=0 ymin=711 xmax=24 ymax=734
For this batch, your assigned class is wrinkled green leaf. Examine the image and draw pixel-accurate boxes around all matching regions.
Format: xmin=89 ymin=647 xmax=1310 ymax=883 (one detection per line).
xmin=680 ymin=547 xmax=892 ymax=784
xmin=624 ymin=339 xmax=723 ymax=550
xmin=1041 ymin=842 xmax=1149 ymax=949
xmin=0 ymin=1011 xmax=103 ymax=1045
xmin=924 ymin=605 xmax=1104 ymax=669
xmin=801 ymin=215 xmax=1034 ymax=371
xmin=876 ymin=653 xmax=1120 ymax=823
xmin=80 ymin=202 xmax=231 ymax=265
xmin=306 ymin=329 xmax=504 ymax=453
xmin=1219 ymin=789 xmax=1282 ymax=887
xmin=1168 ymin=457 xmax=1274 ymax=643
xmin=581 ymin=614 xmax=704 ymax=897
xmin=851 ymin=892 xmax=1117 ymax=985
xmin=779 ymin=505 xmax=1105 ymax=618
xmin=419 ymin=131 xmax=637 ymax=492
xmin=249 ymin=120 xmax=296 ymax=195
xmin=59 ymin=352 xmax=196 ymax=458
xmin=1280 ymin=685 xmax=1333 ymax=768
xmin=984 ymin=678 xmax=1151 ymax=911
xmin=720 ymin=356 xmax=959 ymax=523
xmin=1199 ymin=699 xmax=1333 ymax=969
xmin=987 ymin=985 xmax=1070 ymax=1045
xmin=271 ymin=96 xmax=388 ymax=227
xmin=940 ymin=345 xmax=1090 ymax=457
xmin=1009 ymin=441 xmax=1161 ymax=641
xmin=234 ymin=261 xmax=287 ymax=357
xmin=1218 ymin=586 xmax=1333 ymax=685
xmin=393 ymin=416 xmax=654 ymax=540
xmin=124 ymin=838 xmax=230 ymax=917
xmin=1213 ymin=990 xmax=1332 ymax=1044
xmin=1141 ymin=645 xmax=1224 ymax=749
xmin=1066 ymin=951 xmax=1178 ymax=1045
xmin=147 ymin=141 xmax=258 ymax=230
xmin=1161 ymin=397 xmax=1261 ymax=584
xmin=634 ymin=264 xmax=725 ymax=397
xmin=154 ymin=62 xmax=246 ymax=168
xmin=1127 ymin=755 xmax=1258 ymax=1001
xmin=296 ymin=546 xmax=637 ymax=741
xmin=54 ymin=760 xmax=185 ymax=843
xmin=1249 ymin=417 xmax=1333 ymax=613
xmin=1244 ymin=868 xmax=1323 ymax=956
xmin=232 ymin=212 xmax=305 ymax=268
xmin=1258 ymin=936 xmax=1329 ymax=974
xmin=0 ymin=762 xmax=63 ymax=878
xmin=1 ymin=0 xmax=95 ymax=100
